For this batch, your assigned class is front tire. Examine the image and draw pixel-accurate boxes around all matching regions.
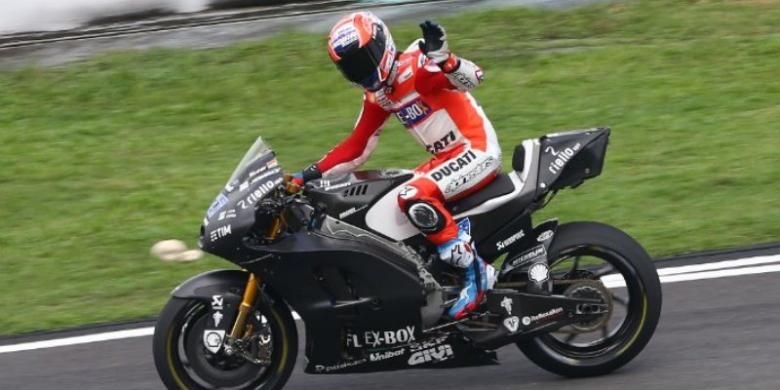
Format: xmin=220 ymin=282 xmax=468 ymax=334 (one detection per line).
xmin=516 ymin=221 xmax=662 ymax=377
xmin=153 ymin=294 xmax=298 ymax=389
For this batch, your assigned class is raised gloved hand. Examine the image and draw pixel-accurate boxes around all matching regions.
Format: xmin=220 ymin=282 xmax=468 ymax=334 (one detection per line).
xmin=418 ymin=20 xmax=451 ymax=65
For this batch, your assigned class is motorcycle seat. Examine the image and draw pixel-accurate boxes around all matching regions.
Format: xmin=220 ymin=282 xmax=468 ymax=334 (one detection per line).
xmin=447 ymin=173 xmax=516 ymax=215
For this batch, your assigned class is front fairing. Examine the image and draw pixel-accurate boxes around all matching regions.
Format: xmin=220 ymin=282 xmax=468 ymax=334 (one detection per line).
xmin=199 ymin=137 xmax=285 ymax=260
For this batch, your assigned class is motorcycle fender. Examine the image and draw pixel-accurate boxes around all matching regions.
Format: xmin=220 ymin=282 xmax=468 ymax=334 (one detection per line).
xmin=499 ymin=219 xmax=559 ymax=277
xmin=171 ymin=269 xmax=248 ymax=338
xmin=476 ymin=212 xmax=534 ymax=260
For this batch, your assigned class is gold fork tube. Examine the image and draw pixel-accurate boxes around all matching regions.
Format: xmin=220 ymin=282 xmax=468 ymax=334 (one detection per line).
xmin=230 ymin=273 xmax=259 ymax=339
xmin=229 ymin=214 xmax=282 ymax=339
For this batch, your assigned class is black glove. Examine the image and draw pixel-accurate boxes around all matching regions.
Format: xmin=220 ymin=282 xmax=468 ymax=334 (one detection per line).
xmin=418 ymin=20 xmax=450 ymax=64
xmin=301 ymin=163 xmax=322 ymax=182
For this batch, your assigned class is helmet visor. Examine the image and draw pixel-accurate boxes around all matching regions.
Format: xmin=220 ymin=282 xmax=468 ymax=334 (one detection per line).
xmin=335 ymin=29 xmax=387 ymax=90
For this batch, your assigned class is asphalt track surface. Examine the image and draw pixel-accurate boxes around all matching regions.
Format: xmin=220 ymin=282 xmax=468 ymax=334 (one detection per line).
xmin=2 ymin=246 xmax=780 ymax=390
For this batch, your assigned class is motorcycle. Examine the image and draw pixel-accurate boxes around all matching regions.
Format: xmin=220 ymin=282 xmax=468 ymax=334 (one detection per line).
xmin=153 ymin=127 xmax=662 ymax=389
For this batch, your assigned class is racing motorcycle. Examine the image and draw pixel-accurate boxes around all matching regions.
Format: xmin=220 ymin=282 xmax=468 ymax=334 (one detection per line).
xmin=153 ymin=127 xmax=662 ymax=389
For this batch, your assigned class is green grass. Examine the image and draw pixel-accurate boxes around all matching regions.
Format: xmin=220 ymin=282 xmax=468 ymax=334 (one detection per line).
xmin=1 ymin=0 xmax=779 ymax=334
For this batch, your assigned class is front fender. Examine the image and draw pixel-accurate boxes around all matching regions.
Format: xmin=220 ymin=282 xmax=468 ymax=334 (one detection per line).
xmin=171 ymin=269 xmax=249 ymax=301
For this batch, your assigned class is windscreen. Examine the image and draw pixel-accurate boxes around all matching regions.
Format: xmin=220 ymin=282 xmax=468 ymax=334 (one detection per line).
xmin=226 ymin=137 xmax=273 ymax=187
xmin=201 ymin=136 xmax=284 ymax=260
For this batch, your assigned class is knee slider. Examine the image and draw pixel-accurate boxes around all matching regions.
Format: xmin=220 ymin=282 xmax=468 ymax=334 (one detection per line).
xmin=405 ymin=201 xmax=446 ymax=234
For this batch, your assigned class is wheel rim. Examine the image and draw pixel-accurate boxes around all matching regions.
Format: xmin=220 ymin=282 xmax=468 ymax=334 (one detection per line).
xmin=533 ymin=244 xmax=649 ymax=365
xmin=170 ymin=301 xmax=282 ymax=389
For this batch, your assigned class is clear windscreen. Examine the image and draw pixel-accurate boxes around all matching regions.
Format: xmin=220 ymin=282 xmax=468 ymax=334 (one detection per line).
xmin=226 ymin=137 xmax=273 ymax=186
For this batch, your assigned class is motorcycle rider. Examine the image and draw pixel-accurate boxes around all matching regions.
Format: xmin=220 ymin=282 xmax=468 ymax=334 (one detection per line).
xmin=295 ymin=12 xmax=500 ymax=320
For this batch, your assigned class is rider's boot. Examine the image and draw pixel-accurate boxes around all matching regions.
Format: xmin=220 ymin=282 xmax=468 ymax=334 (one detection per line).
xmin=438 ymin=232 xmax=497 ymax=320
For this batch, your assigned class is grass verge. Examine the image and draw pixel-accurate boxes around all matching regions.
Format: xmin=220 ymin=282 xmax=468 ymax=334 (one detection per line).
xmin=1 ymin=0 xmax=778 ymax=334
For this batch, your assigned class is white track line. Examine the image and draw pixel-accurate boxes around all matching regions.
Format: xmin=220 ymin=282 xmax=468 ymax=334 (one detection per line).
xmin=0 ymin=328 xmax=154 ymax=354
xmin=656 ymin=254 xmax=780 ymax=276
xmin=600 ymin=254 xmax=780 ymax=288
xmin=2 ymin=253 xmax=779 ymax=354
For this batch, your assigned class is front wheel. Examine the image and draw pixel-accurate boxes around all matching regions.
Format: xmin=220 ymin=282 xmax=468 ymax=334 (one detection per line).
xmin=516 ymin=221 xmax=662 ymax=377
xmin=153 ymin=293 xmax=298 ymax=389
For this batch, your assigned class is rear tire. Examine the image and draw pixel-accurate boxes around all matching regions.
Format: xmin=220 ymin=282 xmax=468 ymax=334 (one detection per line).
xmin=516 ymin=221 xmax=662 ymax=377
xmin=153 ymin=294 xmax=297 ymax=389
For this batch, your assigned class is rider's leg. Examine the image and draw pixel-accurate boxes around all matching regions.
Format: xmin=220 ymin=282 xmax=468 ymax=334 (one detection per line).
xmin=397 ymin=148 xmax=500 ymax=319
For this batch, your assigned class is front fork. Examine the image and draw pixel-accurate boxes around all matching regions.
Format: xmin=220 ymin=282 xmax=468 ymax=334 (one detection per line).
xmin=229 ymin=214 xmax=284 ymax=338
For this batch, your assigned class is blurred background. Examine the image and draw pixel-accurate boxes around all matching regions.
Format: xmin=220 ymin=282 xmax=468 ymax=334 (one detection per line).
xmin=0 ymin=0 xmax=778 ymax=339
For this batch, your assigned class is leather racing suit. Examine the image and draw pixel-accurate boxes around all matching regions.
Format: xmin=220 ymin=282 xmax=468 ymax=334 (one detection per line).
xmin=315 ymin=40 xmax=501 ymax=247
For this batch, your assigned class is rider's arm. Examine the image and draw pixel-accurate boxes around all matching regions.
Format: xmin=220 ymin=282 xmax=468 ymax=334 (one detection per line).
xmin=314 ymin=97 xmax=390 ymax=179
xmin=415 ymin=56 xmax=484 ymax=95
xmin=415 ymin=20 xmax=484 ymax=95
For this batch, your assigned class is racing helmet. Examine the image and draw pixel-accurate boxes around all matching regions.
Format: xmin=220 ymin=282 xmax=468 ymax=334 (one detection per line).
xmin=327 ymin=12 xmax=396 ymax=91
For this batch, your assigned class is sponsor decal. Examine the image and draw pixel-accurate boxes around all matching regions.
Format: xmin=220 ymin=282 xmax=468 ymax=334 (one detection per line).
xmin=503 ymin=316 xmax=520 ymax=333
xmin=369 ymin=349 xmax=405 ymax=362
xmin=212 ymin=311 xmax=223 ymax=327
xmin=521 ymin=307 xmax=564 ymax=327
xmin=545 ymin=143 xmax=582 ymax=175
xmin=224 ymin=180 xmax=237 ymax=193
xmin=496 ymin=230 xmax=525 ymax=251
xmin=250 ymin=167 xmax=282 ymax=185
xmin=396 ymin=100 xmax=433 ymax=127
xmin=331 ymin=25 xmax=359 ymax=50
xmin=237 ymin=178 xmax=282 ymax=209
xmin=431 ymin=150 xmax=478 ymax=182
xmin=399 ymin=186 xmax=418 ymax=200
xmin=408 ymin=345 xmax=454 ymax=366
xmin=211 ymin=295 xmax=224 ymax=310
xmin=514 ymin=245 xmax=546 ymax=266
xmin=247 ymin=160 xmax=279 ymax=179
xmin=315 ymin=359 xmax=368 ymax=373
xmin=338 ymin=206 xmax=367 ymax=219
xmin=448 ymin=69 xmax=477 ymax=90
xmin=537 ymin=230 xmax=554 ymax=242
xmin=209 ymin=224 xmax=232 ymax=242
xmin=207 ymin=193 xmax=229 ymax=218
xmin=409 ymin=336 xmax=448 ymax=350
xmin=444 ymin=156 xmax=497 ymax=195
xmin=528 ymin=262 xmax=550 ymax=283
xmin=203 ymin=330 xmax=226 ymax=354
xmin=372 ymin=89 xmax=394 ymax=111
xmin=239 ymin=181 xmax=249 ymax=191
xmin=501 ymin=296 xmax=514 ymax=315
xmin=502 ymin=245 xmax=547 ymax=276
xmin=346 ymin=326 xmax=416 ymax=348
xmin=217 ymin=209 xmax=237 ymax=221
xmin=425 ymin=131 xmax=457 ymax=154
xmin=324 ymin=182 xmax=351 ymax=191
xmin=475 ymin=68 xmax=484 ymax=82
xmin=399 ymin=68 xmax=414 ymax=83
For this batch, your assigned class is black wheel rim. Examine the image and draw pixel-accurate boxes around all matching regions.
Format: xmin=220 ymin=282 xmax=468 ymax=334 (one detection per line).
xmin=171 ymin=301 xmax=283 ymax=389
xmin=533 ymin=244 xmax=649 ymax=365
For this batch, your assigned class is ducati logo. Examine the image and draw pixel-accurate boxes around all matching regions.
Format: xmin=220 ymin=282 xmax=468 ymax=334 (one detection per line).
xmin=503 ymin=316 xmax=520 ymax=333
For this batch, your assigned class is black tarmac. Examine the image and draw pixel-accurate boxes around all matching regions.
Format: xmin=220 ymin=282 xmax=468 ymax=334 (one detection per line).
xmin=2 ymin=248 xmax=780 ymax=389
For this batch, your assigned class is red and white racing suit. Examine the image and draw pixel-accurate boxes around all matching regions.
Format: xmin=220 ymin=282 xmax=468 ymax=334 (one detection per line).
xmin=316 ymin=42 xmax=501 ymax=245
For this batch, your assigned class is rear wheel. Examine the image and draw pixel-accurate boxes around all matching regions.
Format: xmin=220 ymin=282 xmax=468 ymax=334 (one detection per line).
xmin=153 ymin=294 xmax=297 ymax=389
xmin=516 ymin=221 xmax=662 ymax=377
